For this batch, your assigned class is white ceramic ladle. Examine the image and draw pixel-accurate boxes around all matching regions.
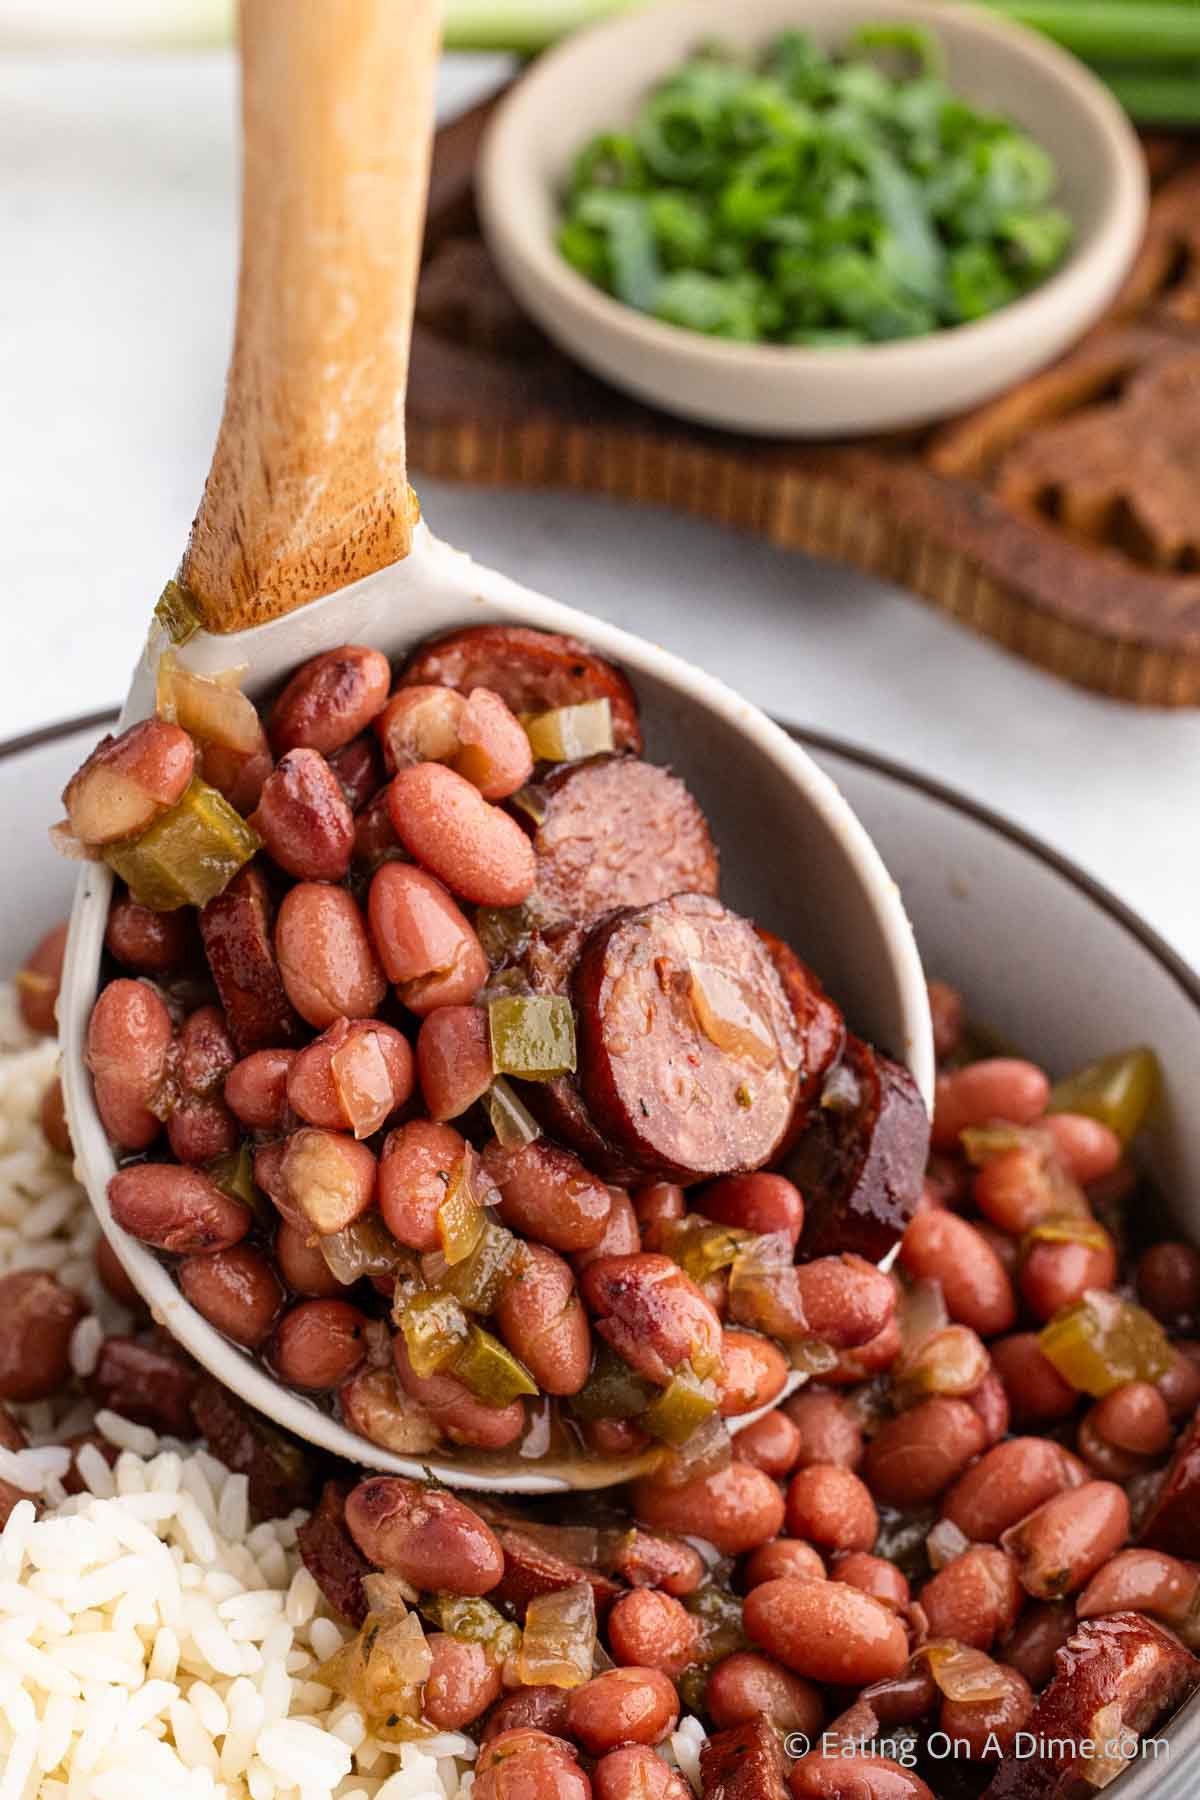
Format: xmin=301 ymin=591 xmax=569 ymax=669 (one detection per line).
xmin=59 ymin=0 xmax=933 ymax=1494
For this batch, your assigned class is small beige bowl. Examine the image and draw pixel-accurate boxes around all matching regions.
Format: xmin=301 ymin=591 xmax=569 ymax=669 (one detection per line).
xmin=477 ymin=0 xmax=1147 ymax=437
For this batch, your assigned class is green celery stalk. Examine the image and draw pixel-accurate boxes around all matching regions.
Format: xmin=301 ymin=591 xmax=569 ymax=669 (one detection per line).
xmin=1097 ymin=66 xmax=1200 ymax=125
xmin=442 ymin=0 xmax=648 ymax=53
xmin=982 ymin=2 xmax=1200 ymax=62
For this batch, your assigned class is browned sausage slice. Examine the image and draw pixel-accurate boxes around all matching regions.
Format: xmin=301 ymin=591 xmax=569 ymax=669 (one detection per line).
xmin=574 ymin=895 xmax=801 ymax=1182
xmin=700 ymin=1718 xmax=789 ymax=1800
xmin=200 ymin=865 xmax=303 ymax=1054
xmin=491 ymin=1526 xmax=623 ymax=1618
xmin=982 ymin=1612 xmax=1199 ymax=1799
xmin=756 ymin=928 xmax=845 ymax=1150
xmin=529 ymin=757 xmax=718 ymax=931
xmin=1137 ymin=1410 xmax=1200 ymax=1558
xmin=190 ymin=1377 xmax=317 ymax=1521
xmin=786 ymin=1036 xmax=929 ymax=1264
xmin=399 ymin=625 xmax=642 ymax=753
xmin=296 ymin=1481 xmax=372 ymax=1627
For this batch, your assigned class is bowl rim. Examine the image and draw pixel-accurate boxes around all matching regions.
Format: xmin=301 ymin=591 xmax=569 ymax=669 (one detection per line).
xmin=477 ymin=0 xmax=1148 ymax=375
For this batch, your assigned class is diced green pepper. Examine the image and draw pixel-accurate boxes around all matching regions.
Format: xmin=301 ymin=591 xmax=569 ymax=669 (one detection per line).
xmin=153 ymin=578 xmax=203 ymax=647
xmin=437 ymin=1161 xmax=487 ymax=1267
xmin=420 ymin=1594 xmax=522 ymax=1660
xmin=488 ymin=995 xmax=577 ymax=1082
xmin=642 ymin=1368 xmax=718 ymax=1445
xmin=1047 ymin=1048 xmax=1159 ymax=1147
xmin=1022 ymin=1216 xmax=1113 ymax=1254
xmin=960 ymin=1123 xmax=1033 ymax=1166
xmin=485 ymin=1077 xmax=543 ymax=1148
xmin=661 ymin=1215 xmax=752 ymax=1285
xmin=398 ymin=1291 xmax=469 ymax=1380
xmin=104 ymin=777 xmax=260 ymax=911
xmin=523 ymin=700 xmax=614 ymax=764
xmin=1038 ymin=1291 xmax=1172 ymax=1398
xmin=452 ymin=1324 xmax=538 ymax=1406
xmin=205 ymin=1143 xmax=269 ymax=1227
xmin=570 ymin=1345 xmax=656 ymax=1421
xmin=428 ymin=1218 xmax=523 ymax=1314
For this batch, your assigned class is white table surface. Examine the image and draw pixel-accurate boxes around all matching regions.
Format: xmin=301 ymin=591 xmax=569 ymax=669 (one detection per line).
xmin=2 ymin=48 xmax=1197 ymax=966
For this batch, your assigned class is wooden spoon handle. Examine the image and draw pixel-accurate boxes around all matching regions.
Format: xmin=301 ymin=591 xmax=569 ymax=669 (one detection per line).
xmin=180 ymin=0 xmax=440 ymax=634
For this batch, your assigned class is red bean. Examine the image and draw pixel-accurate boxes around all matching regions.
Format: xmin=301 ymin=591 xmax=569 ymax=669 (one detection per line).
xmin=792 ymin=1256 xmax=897 ymax=1351
xmin=918 ymin=1546 xmax=1022 ymax=1650
xmin=1000 ymin=1599 xmax=1076 ymax=1691
xmin=1001 ymin=1480 xmax=1131 ymax=1599
xmin=367 ymin=864 xmax=488 ymax=1014
xmin=482 ymin=1690 xmax=572 ymax=1744
xmin=941 ymin=1438 xmax=1088 ymax=1542
xmin=417 ymin=1005 xmax=493 ymax=1120
xmin=1077 ymin=1547 xmax=1200 ymax=1631
xmin=287 ymin=1019 xmax=413 ymax=1136
xmin=607 ymin=1589 xmax=699 ymax=1678
xmin=251 ymin=748 xmax=354 ymax=881
xmin=109 ymin=1163 xmax=251 ymax=1255
xmin=105 ymin=894 xmax=194 ymax=974
xmin=939 ymin=1663 xmax=1033 ymax=1759
xmin=706 ymin=1651 xmax=825 ymax=1735
xmin=593 ymin=1746 xmax=692 ymax=1800
xmin=831 ymin=1553 xmax=909 ymax=1613
xmin=95 ymin=1236 xmax=141 ymax=1307
xmin=565 ymin=1668 xmax=679 ymax=1753
xmin=275 ymin=1221 xmax=343 ymax=1298
xmin=990 ymin=1333 xmax=1078 ymax=1425
xmin=344 ymin=1473 xmax=504 ymax=1592
xmin=744 ymin=1577 xmax=909 ymax=1685
xmin=225 ymin=1048 xmax=297 ymax=1131
xmin=573 ymin=1191 xmax=642 ymax=1274
xmin=743 ymin=1539 xmax=826 ymax=1588
xmin=785 ymin=1465 xmax=877 ymax=1555
xmin=495 ymin=1244 xmax=591 ymax=1396
xmin=783 ymin=1389 xmax=864 ymax=1470
xmin=271 ymin=1299 xmax=369 ymax=1390
xmin=1085 ymin=1381 xmax=1172 ymax=1458
xmin=699 ymin=1174 xmax=805 ymax=1250
xmin=17 ymin=921 xmax=69 ymax=1035
xmin=862 ymin=1396 xmax=988 ymax=1508
xmin=789 ymin=1757 xmax=933 ymax=1800
xmin=821 ymin=1315 xmax=903 ymax=1387
xmin=931 ymin=1059 xmax=1049 ymax=1151
xmin=899 ymin=1211 xmax=1016 ymax=1338
xmin=179 ymin=1244 xmax=284 ymax=1348
xmin=337 ymin=1364 xmax=443 ymax=1459
xmin=632 ymin=1463 xmax=785 ymax=1556
xmin=976 ymin=1220 xmax=1021 ymax=1279
xmin=1040 ymin=1113 xmax=1122 ymax=1186
xmin=968 ymin=1371 xmax=1011 ymax=1447
xmin=276 ymin=1129 xmax=377 ymax=1236
xmin=581 ymin=1255 xmax=723 ymax=1388
xmin=388 ymin=763 xmax=537 ymax=907
xmin=610 ymin=1531 xmax=705 ymax=1597
xmin=1137 ymin=1240 xmax=1200 ymax=1329
xmin=393 ymin=1335 xmax=526 ymax=1451
xmin=327 ymin=732 xmax=384 ymax=812
xmin=475 ymin=1731 xmax=590 ymax=1800
xmin=275 ymin=884 xmax=386 ymax=1028
xmin=269 ymin=646 xmax=391 ymax=756
xmin=631 ymin=1183 xmax=685 ymax=1251
xmin=1158 ymin=1342 xmax=1200 ymax=1418
xmin=63 ymin=718 xmax=194 ymax=846
xmin=972 ymin=1140 xmax=1085 ymax=1237
xmin=735 ymin=1409 xmax=802 ymax=1478
xmin=86 ymin=978 xmax=174 ymax=1150
xmin=893 ymin=1325 xmax=991 ymax=1405
xmin=0 ymin=1272 xmax=86 ymax=1401
xmin=379 ymin=1120 xmax=468 ymax=1251
xmin=488 ymin=1142 xmax=613 ymax=1255
xmin=40 ymin=1078 xmax=72 ymax=1158
xmin=719 ymin=1330 xmax=789 ymax=1417
xmin=455 ymin=688 xmax=536 ymax=800
xmin=167 ymin=1005 xmax=239 ymax=1166
xmin=376 ymin=686 xmax=465 ymax=773
xmin=1024 ymin=1233 xmax=1120 ymax=1323
xmin=424 ymin=1633 xmax=504 ymax=1730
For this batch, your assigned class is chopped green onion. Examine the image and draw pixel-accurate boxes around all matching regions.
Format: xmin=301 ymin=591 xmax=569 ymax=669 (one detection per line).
xmin=153 ymin=578 xmax=203 ymax=647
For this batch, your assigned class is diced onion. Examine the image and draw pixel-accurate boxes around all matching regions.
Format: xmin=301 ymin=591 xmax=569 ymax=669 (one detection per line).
xmin=897 ymin=1277 xmax=949 ymax=1355
xmin=319 ymin=1213 xmax=406 ymax=1285
xmin=513 ymin=1582 xmax=596 ymax=1689
xmin=331 ymin=1031 xmax=396 ymax=1140
xmin=925 ymin=1518 xmax=970 ymax=1571
xmin=650 ymin=1411 xmax=732 ymax=1488
xmin=157 ymin=651 xmax=262 ymax=755
xmin=922 ymin=1641 xmax=1011 ymax=1703
xmin=523 ymin=698 xmax=614 ymax=763
xmin=485 ymin=1076 xmax=542 ymax=1147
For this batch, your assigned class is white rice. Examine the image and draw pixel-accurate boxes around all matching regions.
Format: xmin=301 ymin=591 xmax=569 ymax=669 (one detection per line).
xmin=0 ymin=986 xmax=709 ymax=1798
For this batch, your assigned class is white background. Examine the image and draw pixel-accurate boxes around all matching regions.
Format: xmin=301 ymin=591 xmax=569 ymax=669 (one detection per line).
xmin=2 ymin=49 xmax=1197 ymax=962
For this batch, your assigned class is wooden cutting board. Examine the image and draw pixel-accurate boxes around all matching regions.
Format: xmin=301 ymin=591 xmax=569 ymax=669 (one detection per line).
xmin=408 ymin=98 xmax=1200 ymax=707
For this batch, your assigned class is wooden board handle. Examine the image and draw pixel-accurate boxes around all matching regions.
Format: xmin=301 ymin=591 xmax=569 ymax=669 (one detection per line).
xmin=180 ymin=0 xmax=439 ymax=634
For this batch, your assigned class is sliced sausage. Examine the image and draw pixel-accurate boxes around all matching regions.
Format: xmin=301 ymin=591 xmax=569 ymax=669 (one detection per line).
xmin=296 ymin=1481 xmax=371 ymax=1626
xmin=527 ymin=756 xmax=718 ymax=931
xmin=574 ymin=895 xmax=802 ymax=1181
xmin=699 ymin=1719 xmax=789 ymax=1800
xmin=399 ymin=623 xmax=642 ymax=753
xmin=756 ymin=928 xmax=846 ymax=1147
xmin=199 ymin=865 xmax=303 ymax=1053
xmin=786 ymin=1036 xmax=929 ymax=1264
xmin=1137 ymin=1409 xmax=1200 ymax=1558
